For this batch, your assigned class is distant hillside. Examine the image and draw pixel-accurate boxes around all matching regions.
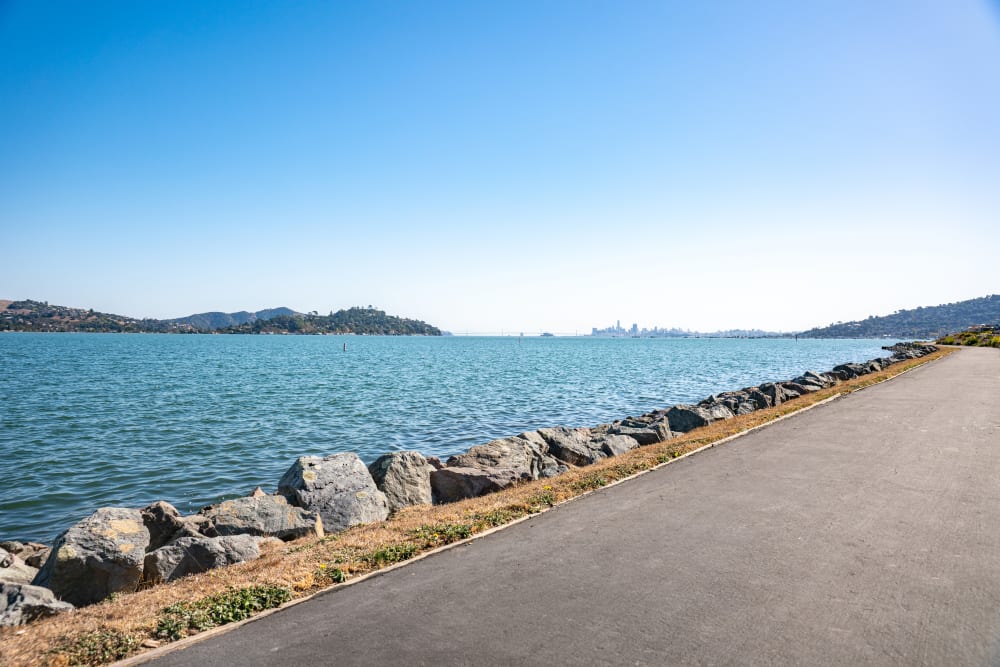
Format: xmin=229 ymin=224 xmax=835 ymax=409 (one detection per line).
xmin=0 ymin=300 xmax=440 ymax=335
xmin=164 ymin=307 xmax=298 ymax=330
xmin=218 ymin=307 xmax=441 ymax=336
xmin=799 ymin=295 xmax=1000 ymax=339
xmin=0 ymin=299 xmax=174 ymax=333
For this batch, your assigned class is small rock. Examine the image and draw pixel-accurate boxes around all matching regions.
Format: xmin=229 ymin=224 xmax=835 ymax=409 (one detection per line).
xmin=0 ymin=541 xmax=23 ymax=555
xmin=21 ymin=544 xmax=51 ymax=569
xmin=0 ymin=548 xmax=38 ymax=585
xmin=141 ymin=501 xmax=196 ymax=551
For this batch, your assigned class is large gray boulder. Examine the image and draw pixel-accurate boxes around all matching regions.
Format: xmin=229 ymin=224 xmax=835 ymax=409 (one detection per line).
xmin=599 ymin=432 xmax=642 ymax=456
xmin=0 ymin=547 xmax=38 ymax=585
xmin=32 ymin=507 xmax=150 ymax=607
xmin=447 ymin=432 xmax=564 ymax=478
xmin=201 ymin=494 xmax=324 ymax=541
xmin=792 ymin=372 xmax=829 ymax=391
xmin=700 ymin=392 xmax=749 ymax=413
xmin=430 ymin=466 xmax=512 ymax=503
xmin=1 ymin=583 xmax=74 ymax=627
xmin=832 ymin=363 xmax=867 ymax=380
xmin=278 ymin=453 xmax=389 ymax=533
xmin=368 ymin=451 xmax=433 ymax=513
xmin=746 ymin=388 xmax=772 ymax=411
xmin=431 ymin=432 xmax=567 ymax=503
xmin=537 ymin=427 xmax=607 ymax=467
xmin=665 ymin=405 xmax=714 ymax=433
xmin=863 ymin=359 xmax=883 ymax=373
xmin=758 ymin=383 xmax=790 ymax=407
xmin=702 ymin=403 xmax=736 ymax=421
xmin=608 ymin=418 xmax=672 ymax=446
xmin=142 ymin=535 xmax=263 ymax=584
xmin=776 ymin=383 xmax=803 ymax=399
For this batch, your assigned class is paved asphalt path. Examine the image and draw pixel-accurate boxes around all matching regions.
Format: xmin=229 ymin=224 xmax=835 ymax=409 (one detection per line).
xmin=150 ymin=347 xmax=1000 ymax=666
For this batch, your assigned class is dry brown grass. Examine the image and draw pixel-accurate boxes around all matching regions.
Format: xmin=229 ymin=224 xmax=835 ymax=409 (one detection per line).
xmin=0 ymin=347 xmax=953 ymax=666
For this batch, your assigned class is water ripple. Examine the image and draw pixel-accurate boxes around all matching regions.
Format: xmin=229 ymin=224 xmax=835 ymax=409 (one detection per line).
xmin=0 ymin=333 xmax=898 ymax=542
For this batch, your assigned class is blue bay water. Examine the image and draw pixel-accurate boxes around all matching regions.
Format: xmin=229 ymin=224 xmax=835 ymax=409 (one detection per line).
xmin=0 ymin=333 xmax=898 ymax=543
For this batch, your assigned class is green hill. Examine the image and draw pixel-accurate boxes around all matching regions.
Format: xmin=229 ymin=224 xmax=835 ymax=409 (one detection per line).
xmin=799 ymin=294 xmax=1000 ymax=339
xmin=0 ymin=301 xmax=440 ymax=335
xmin=217 ymin=307 xmax=441 ymax=335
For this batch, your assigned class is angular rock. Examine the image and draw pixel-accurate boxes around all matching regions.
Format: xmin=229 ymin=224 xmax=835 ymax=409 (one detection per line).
xmin=758 ymin=383 xmax=790 ymax=407
xmin=1 ymin=583 xmax=74 ymax=627
xmin=746 ymin=388 xmax=772 ymax=410
xmin=278 ymin=453 xmax=389 ymax=533
xmin=700 ymin=392 xmax=748 ymax=413
xmin=778 ymin=382 xmax=810 ymax=397
xmin=665 ymin=405 xmax=714 ymax=433
xmin=0 ymin=541 xmax=49 ymax=569
xmin=702 ymin=403 xmax=736 ymax=421
xmin=608 ymin=418 xmax=672 ymax=446
xmin=0 ymin=547 xmax=38 ymax=585
xmin=201 ymin=494 xmax=323 ymax=541
xmin=142 ymin=535 xmax=262 ymax=584
xmin=801 ymin=370 xmax=832 ymax=387
xmin=447 ymin=432 xmax=563 ymax=480
xmin=832 ymin=363 xmax=867 ymax=380
xmin=0 ymin=541 xmax=23 ymax=554
xmin=735 ymin=401 xmax=757 ymax=415
xmin=140 ymin=501 xmax=198 ymax=551
xmin=23 ymin=546 xmax=50 ymax=569
xmin=430 ymin=466 xmax=512 ymax=503
xmin=431 ymin=432 xmax=566 ymax=503
xmin=538 ymin=427 xmax=607 ymax=467
xmin=368 ymin=451 xmax=433 ymax=514
xmin=32 ymin=507 xmax=150 ymax=607
xmin=792 ymin=371 xmax=829 ymax=390
xmin=598 ymin=433 xmax=641 ymax=457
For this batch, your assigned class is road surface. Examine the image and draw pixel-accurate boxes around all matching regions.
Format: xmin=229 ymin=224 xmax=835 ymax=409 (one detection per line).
xmin=148 ymin=347 xmax=1000 ymax=666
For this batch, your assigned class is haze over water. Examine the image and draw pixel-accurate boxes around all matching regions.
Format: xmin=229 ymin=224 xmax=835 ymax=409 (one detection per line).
xmin=1 ymin=333 xmax=897 ymax=542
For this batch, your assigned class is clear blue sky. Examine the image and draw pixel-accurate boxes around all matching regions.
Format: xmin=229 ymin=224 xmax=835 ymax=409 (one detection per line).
xmin=2 ymin=1 xmax=998 ymax=333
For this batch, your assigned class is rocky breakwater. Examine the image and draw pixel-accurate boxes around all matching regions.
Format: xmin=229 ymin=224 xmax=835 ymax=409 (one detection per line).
xmin=0 ymin=342 xmax=937 ymax=626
